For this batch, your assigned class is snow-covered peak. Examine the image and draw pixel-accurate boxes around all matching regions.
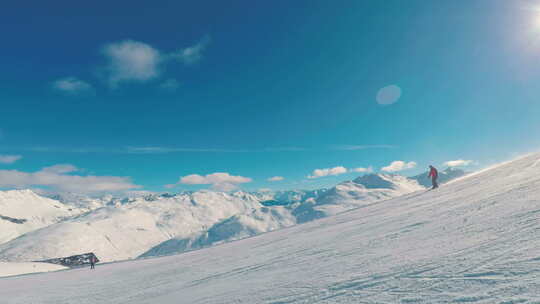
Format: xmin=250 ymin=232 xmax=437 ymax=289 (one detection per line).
xmin=0 ymin=189 xmax=42 ymax=199
xmin=0 ymin=189 xmax=80 ymax=217
xmin=352 ymin=173 xmax=396 ymax=189
xmin=0 ymin=189 xmax=84 ymax=244
xmin=311 ymin=173 xmax=424 ymax=217
xmin=352 ymin=173 xmax=422 ymax=191
xmin=41 ymin=192 xmax=114 ymax=210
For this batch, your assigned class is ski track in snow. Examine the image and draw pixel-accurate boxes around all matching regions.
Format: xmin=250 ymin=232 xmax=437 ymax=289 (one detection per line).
xmin=1 ymin=154 xmax=540 ymax=303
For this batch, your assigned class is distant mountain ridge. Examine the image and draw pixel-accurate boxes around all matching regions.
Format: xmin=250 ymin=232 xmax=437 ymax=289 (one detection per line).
xmin=0 ymin=169 xmax=467 ymax=263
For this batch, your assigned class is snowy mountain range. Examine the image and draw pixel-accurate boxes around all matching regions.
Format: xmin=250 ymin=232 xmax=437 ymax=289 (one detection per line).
xmin=0 ymin=169 xmax=466 ymax=265
xmin=2 ymin=154 xmax=539 ymax=303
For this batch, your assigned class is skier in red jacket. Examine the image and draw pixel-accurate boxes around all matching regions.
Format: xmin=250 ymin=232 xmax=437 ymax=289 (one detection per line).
xmin=428 ymin=165 xmax=439 ymax=189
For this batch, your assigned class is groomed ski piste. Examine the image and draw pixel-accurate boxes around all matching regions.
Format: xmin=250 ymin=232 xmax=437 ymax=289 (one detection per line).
xmin=1 ymin=153 xmax=540 ymax=303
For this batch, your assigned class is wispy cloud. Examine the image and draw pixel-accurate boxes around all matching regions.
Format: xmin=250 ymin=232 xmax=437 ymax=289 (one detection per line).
xmin=171 ymin=36 xmax=211 ymax=65
xmin=48 ymin=37 xmax=211 ymax=91
xmin=169 ymin=172 xmax=252 ymax=191
xmin=262 ymin=147 xmax=307 ymax=152
xmin=126 ymin=147 xmax=244 ymax=153
xmin=2 ymin=146 xmax=245 ymax=154
xmin=159 ymin=78 xmax=180 ymax=91
xmin=0 ymin=164 xmax=140 ymax=193
xmin=20 ymin=147 xmax=112 ymax=153
xmin=444 ymin=159 xmax=474 ymax=167
xmin=5 ymin=145 xmax=392 ymax=154
xmin=267 ymin=176 xmax=284 ymax=182
xmin=52 ymin=77 xmax=93 ymax=94
xmin=381 ymin=160 xmax=417 ymax=172
xmin=0 ymin=155 xmax=22 ymax=164
xmin=126 ymin=146 xmax=307 ymax=154
xmin=332 ymin=145 xmax=396 ymax=151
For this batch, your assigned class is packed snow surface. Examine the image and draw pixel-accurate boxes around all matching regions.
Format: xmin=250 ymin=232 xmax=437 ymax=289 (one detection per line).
xmin=0 ymin=262 xmax=67 ymax=278
xmin=1 ymin=154 xmax=538 ymax=303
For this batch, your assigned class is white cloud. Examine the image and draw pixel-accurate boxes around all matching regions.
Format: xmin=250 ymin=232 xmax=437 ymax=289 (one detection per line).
xmin=352 ymin=166 xmax=373 ymax=173
xmin=0 ymin=155 xmax=22 ymax=164
xmin=381 ymin=161 xmax=417 ymax=172
xmin=102 ymin=40 xmax=162 ymax=86
xmin=308 ymin=166 xmax=348 ymax=179
xmin=59 ymin=37 xmax=211 ymax=90
xmin=177 ymin=172 xmax=252 ymax=191
xmin=376 ymin=85 xmax=402 ymax=105
xmin=258 ymin=188 xmax=272 ymax=192
xmin=52 ymin=77 xmax=93 ymax=94
xmin=180 ymin=174 xmax=209 ymax=184
xmin=267 ymin=176 xmax=284 ymax=182
xmin=0 ymin=165 xmax=140 ymax=193
xmin=171 ymin=36 xmax=211 ymax=65
xmin=444 ymin=159 xmax=473 ymax=167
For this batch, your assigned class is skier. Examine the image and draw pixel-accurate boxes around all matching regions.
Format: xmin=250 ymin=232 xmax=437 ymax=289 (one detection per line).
xmin=428 ymin=165 xmax=439 ymax=189
xmin=89 ymin=255 xmax=96 ymax=270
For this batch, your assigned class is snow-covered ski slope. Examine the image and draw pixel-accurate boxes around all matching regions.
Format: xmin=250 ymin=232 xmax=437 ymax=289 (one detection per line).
xmin=0 ymin=262 xmax=67 ymax=278
xmin=1 ymin=153 xmax=540 ymax=303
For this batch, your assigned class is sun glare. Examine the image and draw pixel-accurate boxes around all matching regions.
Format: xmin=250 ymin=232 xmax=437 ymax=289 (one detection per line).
xmin=533 ymin=10 xmax=540 ymax=29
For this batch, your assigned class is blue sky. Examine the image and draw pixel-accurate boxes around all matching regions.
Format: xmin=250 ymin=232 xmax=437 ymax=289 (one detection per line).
xmin=2 ymin=0 xmax=540 ymax=194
